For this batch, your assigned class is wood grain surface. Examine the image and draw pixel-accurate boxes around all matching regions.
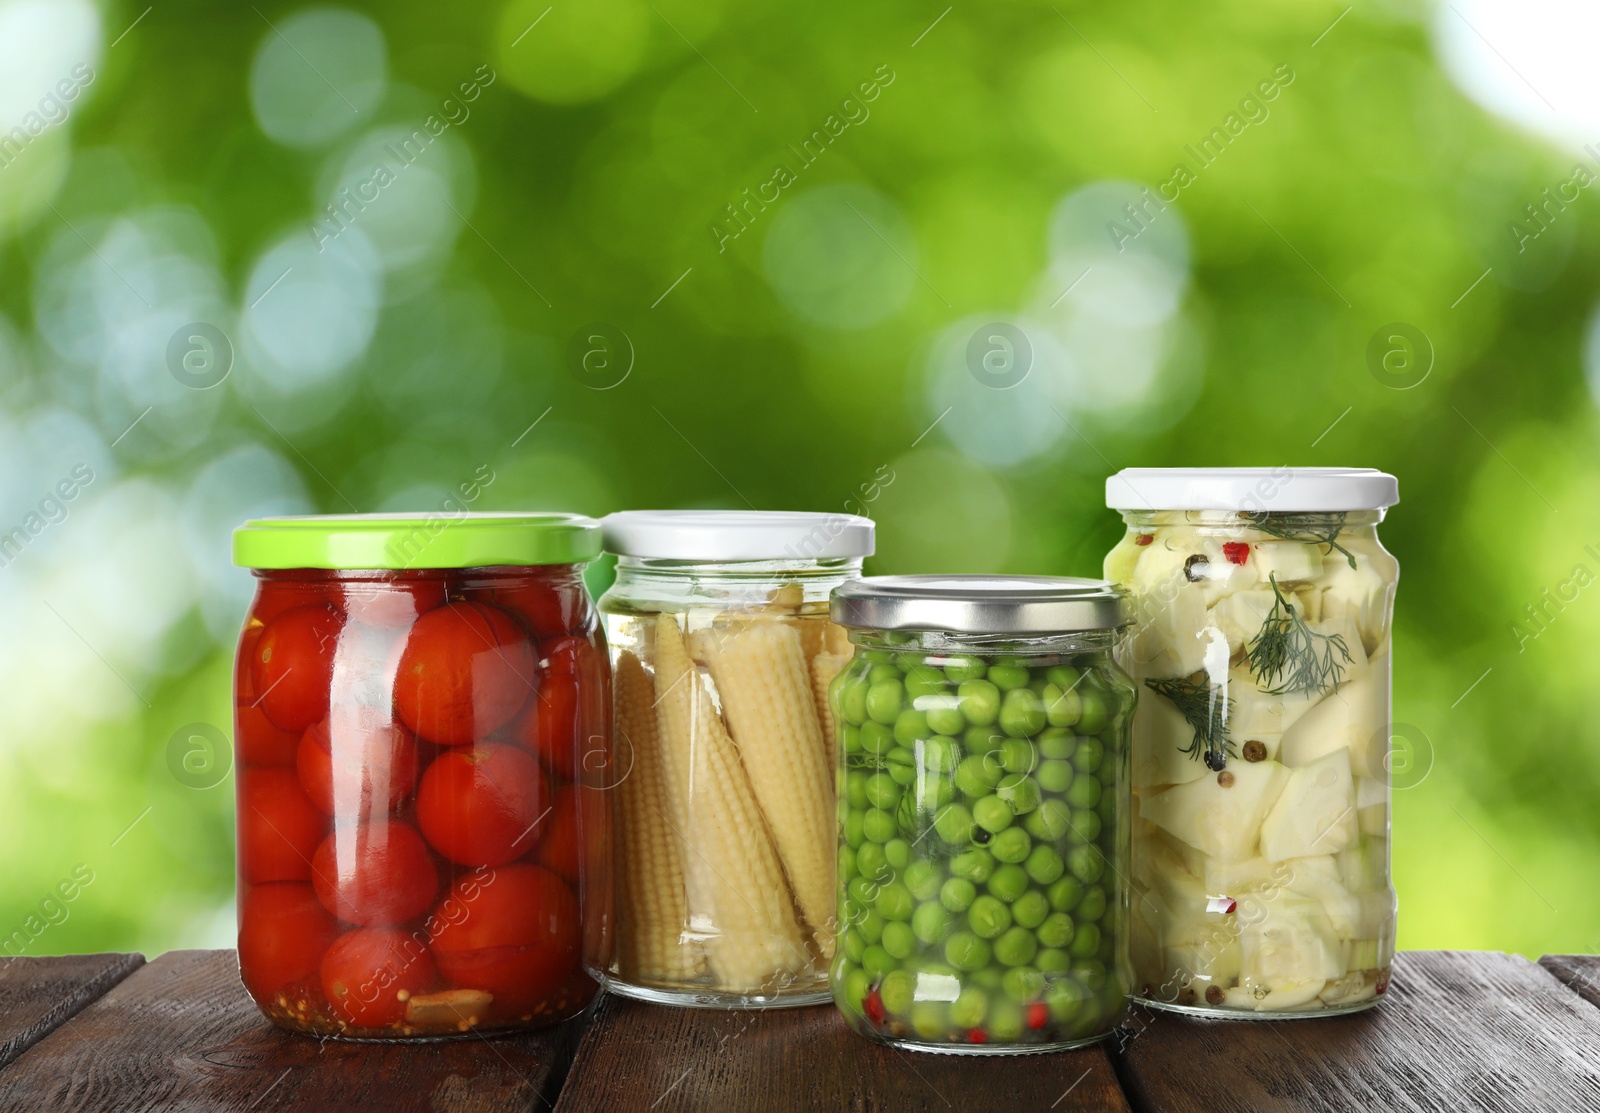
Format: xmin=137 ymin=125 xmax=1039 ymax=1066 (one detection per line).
xmin=553 ymin=993 xmax=1130 ymax=1113
xmin=0 ymin=952 xmax=144 ymax=1069
xmin=1113 ymin=950 xmax=1600 ymax=1113
xmin=1538 ymin=954 xmax=1600 ymax=1012
xmin=0 ymin=950 xmax=586 ymax=1113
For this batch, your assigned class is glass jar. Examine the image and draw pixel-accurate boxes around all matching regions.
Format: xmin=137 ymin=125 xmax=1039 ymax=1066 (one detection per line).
xmin=594 ymin=510 xmax=873 ymax=1007
xmin=828 ymin=576 xmax=1134 ymax=1054
xmin=1104 ymin=467 xmax=1400 ymax=1017
xmin=231 ymin=513 xmax=607 ymax=1039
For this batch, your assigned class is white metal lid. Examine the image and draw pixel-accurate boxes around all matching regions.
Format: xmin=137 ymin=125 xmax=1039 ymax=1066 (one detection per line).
xmin=1105 ymin=467 xmax=1399 ymax=512
xmin=601 ymin=510 xmax=875 ymax=561
xmin=831 ymin=575 xmax=1127 ymax=634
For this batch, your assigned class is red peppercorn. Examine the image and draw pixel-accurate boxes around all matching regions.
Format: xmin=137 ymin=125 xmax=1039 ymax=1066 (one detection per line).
xmin=864 ymin=990 xmax=885 ymax=1023
xmin=1134 ymin=533 xmax=1153 ymax=546
xmin=1026 ymin=1002 xmax=1049 ymax=1029
xmin=1223 ymin=541 xmax=1249 ymax=565
xmin=967 ymin=1027 xmax=988 ymax=1044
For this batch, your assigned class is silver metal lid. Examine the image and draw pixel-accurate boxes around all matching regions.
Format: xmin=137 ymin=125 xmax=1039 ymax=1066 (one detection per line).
xmin=831 ymin=575 xmax=1127 ymax=635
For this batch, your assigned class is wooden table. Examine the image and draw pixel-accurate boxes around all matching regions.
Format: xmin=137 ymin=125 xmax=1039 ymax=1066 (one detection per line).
xmin=2 ymin=950 xmax=1598 ymax=1111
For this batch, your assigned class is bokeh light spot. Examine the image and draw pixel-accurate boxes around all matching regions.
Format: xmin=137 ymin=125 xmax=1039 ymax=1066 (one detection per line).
xmin=249 ymin=7 xmax=387 ymax=148
xmin=494 ymin=0 xmax=650 ymax=105
xmin=763 ymin=184 xmax=917 ymax=332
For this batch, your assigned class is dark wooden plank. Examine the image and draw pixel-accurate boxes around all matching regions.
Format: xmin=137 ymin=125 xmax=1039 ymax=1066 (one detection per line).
xmin=1538 ymin=954 xmax=1600 ymax=1012
xmin=0 ymin=952 xmax=144 ymax=1069
xmin=554 ymin=993 xmax=1130 ymax=1113
xmin=0 ymin=950 xmax=586 ymax=1112
xmin=1114 ymin=951 xmax=1600 ymax=1112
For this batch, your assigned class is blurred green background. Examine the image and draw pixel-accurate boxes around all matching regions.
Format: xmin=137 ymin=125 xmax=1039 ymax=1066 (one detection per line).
xmin=0 ymin=0 xmax=1594 ymax=960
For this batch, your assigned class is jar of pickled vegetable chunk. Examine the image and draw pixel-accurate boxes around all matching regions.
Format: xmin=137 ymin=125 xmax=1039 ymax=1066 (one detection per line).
xmin=1104 ymin=467 xmax=1400 ymax=1017
xmin=828 ymin=576 xmax=1134 ymax=1053
xmin=596 ymin=510 xmax=873 ymax=1007
xmin=231 ymin=513 xmax=607 ymax=1038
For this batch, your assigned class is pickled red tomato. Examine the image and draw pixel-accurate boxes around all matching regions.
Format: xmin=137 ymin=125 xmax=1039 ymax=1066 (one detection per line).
xmin=238 ymin=769 xmax=324 ymax=884
xmin=485 ymin=579 xmax=571 ymax=640
xmin=235 ymin=705 xmax=302 ymax=768
xmin=250 ymin=604 xmax=345 ymax=733
xmin=251 ymin=577 xmax=340 ymax=626
xmin=296 ymin=715 xmax=420 ymax=816
xmin=431 ymin=865 xmax=580 ymax=1015
xmin=238 ymin=882 xmax=340 ymax=1002
xmin=311 ymin=821 xmax=438 ymax=926
xmin=321 ymin=927 xmax=438 ymax=1028
xmin=533 ymin=784 xmax=581 ymax=886
xmin=416 ymin=742 xmax=546 ymax=867
xmin=512 ymin=674 xmax=579 ymax=779
xmin=394 ymin=602 xmax=535 ymax=746
xmin=340 ymin=578 xmax=448 ymax=629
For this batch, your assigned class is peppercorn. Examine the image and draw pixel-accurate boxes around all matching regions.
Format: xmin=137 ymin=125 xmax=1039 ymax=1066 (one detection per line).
xmin=1242 ymin=740 xmax=1267 ymax=762
xmin=1183 ymin=554 xmax=1209 ymax=582
xmin=1217 ymin=771 xmax=1235 ymax=787
xmin=1203 ymin=749 xmax=1227 ymax=772
xmin=1205 ymin=985 xmax=1225 ymax=1006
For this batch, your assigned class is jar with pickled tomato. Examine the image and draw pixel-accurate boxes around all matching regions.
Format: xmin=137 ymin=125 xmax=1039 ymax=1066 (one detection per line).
xmin=231 ymin=513 xmax=608 ymax=1038
xmin=595 ymin=510 xmax=873 ymax=1007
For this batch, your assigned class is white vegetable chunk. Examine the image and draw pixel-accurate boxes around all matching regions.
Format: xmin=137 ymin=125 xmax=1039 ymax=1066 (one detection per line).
xmin=1141 ymin=760 xmax=1289 ymax=862
xmin=1132 ymin=681 xmax=1209 ymax=789
xmin=1278 ymin=665 xmax=1383 ymax=774
xmin=1259 ymin=748 xmax=1359 ymax=861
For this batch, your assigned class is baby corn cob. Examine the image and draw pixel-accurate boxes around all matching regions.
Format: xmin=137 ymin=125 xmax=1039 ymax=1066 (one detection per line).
xmin=653 ymin=614 xmax=810 ymax=991
xmin=698 ymin=618 xmax=836 ymax=957
xmin=809 ymin=649 xmax=849 ymax=772
xmin=614 ymin=646 xmax=703 ymax=982
xmin=823 ymin=620 xmax=852 ymax=656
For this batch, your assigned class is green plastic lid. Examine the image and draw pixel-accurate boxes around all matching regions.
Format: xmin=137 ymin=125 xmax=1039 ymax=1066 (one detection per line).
xmin=233 ymin=513 xmax=602 ymax=570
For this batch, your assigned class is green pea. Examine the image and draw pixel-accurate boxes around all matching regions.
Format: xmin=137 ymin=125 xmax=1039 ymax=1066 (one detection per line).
xmin=1037 ymin=911 xmax=1075 ymax=948
xmin=858 ymin=909 xmax=885 ymax=944
xmin=863 ymin=772 xmax=900 ymax=811
xmin=836 ymin=674 xmax=870 ymax=725
xmin=840 ymin=723 xmax=862 ymax=755
xmin=1072 ymin=736 xmax=1104 ymax=774
xmin=842 ymin=966 xmax=872 ymax=1013
xmin=1066 ymin=774 xmax=1102 ymax=809
xmin=1037 ymin=759 xmax=1075 ymax=794
xmin=949 ymin=847 xmax=996 ymax=883
xmin=844 ymin=770 xmax=870 ymax=810
xmin=1045 ymin=977 xmax=1088 ymax=1021
xmin=1025 ymin=844 xmax=1065 ymax=886
xmin=1013 ymin=891 xmax=1050 ymax=930
xmin=987 ymin=998 xmax=1025 ymax=1040
xmin=1067 ymin=844 xmax=1105 ymax=885
xmin=940 ymin=877 xmax=977 ymax=912
xmin=863 ymin=944 xmax=897 ymax=979
xmin=996 ymin=774 xmax=1041 ymax=816
xmin=1042 ymin=682 xmax=1082 ymax=728
xmin=995 ymin=927 xmax=1039 ymax=969
xmin=860 ymin=720 xmax=894 ymax=755
xmin=1075 ymin=885 xmax=1107 ymax=922
xmin=997 ymin=737 xmax=1038 ymax=775
xmin=950 ymin=985 xmax=989 ymax=1028
xmin=963 ymin=725 xmax=1004 ymax=756
xmin=1038 ymin=727 xmax=1077 ymax=760
xmin=971 ymin=794 xmax=1014 ymax=834
xmin=998 ymin=687 xmax=1045 ymax=738
xmin=884 ymin=746 xmax=917 ymax=786
xmin=954 ymin=754 xmax=1002 ymax=798
xmin=1047 ymin=876 xmax=1084 ymax=913
xmin=910 ymin=1000 xmax=949 ymax=1040
xmin=884 ymin=838 xmax=911 ymax=872
xmin=843 ymin=810 xmax=865 ymax=848
xmin=1066 ymin=808 xmax=1102 ymax=844
xmin=1071 ymin=956 xmax=1107 ymax=988
xmin=916 ymin=774 xmax=957 ymax=811
xmin=990 ymin=825 xmax=1032 ymax=864
xmin=1024 ymin=799 xmax=1074 ymax=842
xmin=913 ymin=900 xmax=952 ymax=944
xmin=986 ymin=863 xmax=1029 ymax=903
xmin=925 ymin=702 xmax=966 ymax=737
xmin=881 ymin=920 xmax=916 ymax=960
xmin=1095 ymin=790 xmax=1117 ymax=828
xmin=863 ymin=808 xmax=898 ymax=843
xmin=838 ymin=843 xmax=858 ymax=884
xmin=1001 ymin=966 xmax=1043 ymax=1008
xmin=875 ymin=881 xmax=914 ymax=921
xmin=903 ymin=859 xmax=943 ymax=902
xmin=943 ymin=655 xmax=986 ymax=682
xmin=847 ymin=875 xmax=877 ymax=906
xmin=944 ymin=930 xmax=991 ymax=971
xmin=1068 ymin=921 xmax=1102 ymax=960
xmin=880 ymin=968 xmax=916 ymax=1014
xmin=957 ymin=680 xmax=1001 ymax=727
xmin=860 ymin=649 xmax=893 ymax=664
xmin=903 ymin=664 xmax=946 ymax=699
xmin=1098 ymin=760 xmax=1118 ymax=789
xmin=933 ymin=802 xmax=974 ymax=846
xmin=967 ymin=895 xmax=1012 ymax=939
xmin=856 ymin=841 xmax=890 ymax=882
xmin=1076 ymin=687 xmax=1109 ymax=734
xmin=841 ymin=927 xmax=866 ymax=963
xmin=922 ymin=734 xmax=964 ymax=773
xmin=988 ymin=664 xmax=1030 ymax=691
xmin=1037 ymin=947 xmax=1071 ymax=974
xmin=893 ymin=708 xmax=928 ymax=747
xmin=866 ymin=678 xmax=905 ymax=725
xmin=867 ymin=661 xmax=898 ymax=681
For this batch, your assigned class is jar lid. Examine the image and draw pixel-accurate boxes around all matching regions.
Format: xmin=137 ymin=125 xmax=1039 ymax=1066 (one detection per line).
xmin=1105 ymin=467 xmax=1399 ymax=512
xmin=831 ymin=575 xmax=1126 ymax=635
xmin=602 ymin=510 xmax=874 ymax=561
xmin=233 ymin=513 xmax=602 ymax=570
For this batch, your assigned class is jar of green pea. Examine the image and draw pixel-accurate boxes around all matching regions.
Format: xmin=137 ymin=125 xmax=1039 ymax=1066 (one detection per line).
xmin=828 ymin=575 xmax=1134 ymax=1053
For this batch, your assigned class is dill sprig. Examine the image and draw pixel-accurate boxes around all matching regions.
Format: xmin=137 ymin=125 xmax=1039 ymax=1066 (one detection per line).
xmin=1144 ymin=674 xmax=1234 ymax=769
xmin=1240 ymin=511 xmax=1358 ymax=570
xmin=1246 ymin=573 xmax=1353 ymax=696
